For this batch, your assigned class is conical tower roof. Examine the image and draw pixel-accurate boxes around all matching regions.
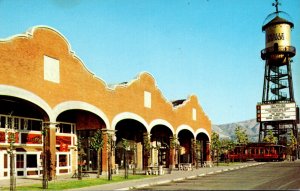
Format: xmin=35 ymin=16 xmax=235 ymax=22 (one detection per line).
xmin=262 ymin=11 xmax=294 ymax=31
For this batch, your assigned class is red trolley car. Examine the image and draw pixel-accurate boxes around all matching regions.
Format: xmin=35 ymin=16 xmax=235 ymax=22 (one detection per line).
xmin=228 ymin=143 xmax=286 ymax=162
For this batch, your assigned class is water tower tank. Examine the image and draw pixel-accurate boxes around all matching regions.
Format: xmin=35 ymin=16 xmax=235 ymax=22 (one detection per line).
xmin=261 ymin=11 xmax=295 ymax=62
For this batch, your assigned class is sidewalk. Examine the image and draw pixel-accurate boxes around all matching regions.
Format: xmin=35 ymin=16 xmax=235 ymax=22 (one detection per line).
xmin=70 ymin=162 xmax=264 ymax=190
xmin=0 ymin=162 xmax=264 ymax=190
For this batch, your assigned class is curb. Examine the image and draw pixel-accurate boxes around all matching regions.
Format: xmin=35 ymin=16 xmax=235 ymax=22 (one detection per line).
xmin=121 ymin=163 xmax=265 ymax=190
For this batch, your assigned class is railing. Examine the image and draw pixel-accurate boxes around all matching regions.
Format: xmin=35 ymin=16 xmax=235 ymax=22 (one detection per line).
xmin=261 ymin=45 xmax=296 ymax=60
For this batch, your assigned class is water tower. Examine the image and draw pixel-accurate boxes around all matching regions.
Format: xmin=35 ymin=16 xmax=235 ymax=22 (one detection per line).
xmin=256 ymin=0 xmax=299 ymax=148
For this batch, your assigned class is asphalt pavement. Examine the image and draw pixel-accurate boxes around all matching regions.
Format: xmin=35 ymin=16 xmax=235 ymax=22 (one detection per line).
xmin=0 ymin=162 xmax=264 ymax=190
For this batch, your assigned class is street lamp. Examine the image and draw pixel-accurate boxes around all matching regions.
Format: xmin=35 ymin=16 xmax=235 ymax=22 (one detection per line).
xmin=108 ymin=132 xmax=116 ymax=181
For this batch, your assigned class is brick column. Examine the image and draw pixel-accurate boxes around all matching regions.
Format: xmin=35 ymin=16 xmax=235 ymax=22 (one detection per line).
xmin=206 ymin=141 xmax=211 ymax=162
xmin=101 ymin=130 xmax=109 ymax=173
xmin=43 ymin=122 xmax=57 ymax=181
xmin=169 ymin=135 xmax=176 ymax=169
xmin=143 ymin=133 xmax=151 ymax=169
xmin=192 ymin=139 xmax=196 ymax=166
xmin=101 ymin=129 xmax=116 ymax=176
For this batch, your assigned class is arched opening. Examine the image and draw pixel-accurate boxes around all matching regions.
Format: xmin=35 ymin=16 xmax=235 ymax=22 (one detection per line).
xmin=56 ymin=109 xmax=106 ymax=173
xmin=115 ymin=119 xmax=147 ymax=170
xmin=178 ymin=129 xmax=194 ymax=164
xmin=0 ymin=96 xmax=49 ymax=178
xmin=196 ymin=132 xmax=210 ymax=166
xmin=150 ymin=125 xmax=172 ymax=167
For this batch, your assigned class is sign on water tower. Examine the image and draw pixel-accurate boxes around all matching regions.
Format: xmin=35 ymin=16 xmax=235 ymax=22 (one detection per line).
xmin=264 ymin=20 xmax=291 ymax=48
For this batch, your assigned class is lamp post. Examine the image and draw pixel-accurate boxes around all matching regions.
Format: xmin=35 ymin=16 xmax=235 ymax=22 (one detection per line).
xmin=108 ymin=132 xmax=116 ymax=181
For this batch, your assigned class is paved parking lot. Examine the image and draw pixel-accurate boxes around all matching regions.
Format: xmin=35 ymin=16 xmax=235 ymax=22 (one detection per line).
xmin=140 ymin=161 xmax=300 ymax=190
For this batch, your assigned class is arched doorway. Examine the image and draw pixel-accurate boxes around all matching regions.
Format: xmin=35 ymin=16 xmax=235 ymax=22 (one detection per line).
xmin=0 ymin=96 xmax=49 ymax=178
xmin=178 ymin=129 xmax=194 ymax=164
xmin=115 ymin=119 xmax=147 ymax=170
xmin=196 ymin=132 xmax=210 ymax=166
xmin=56 ymin=109 xmax=106 ymax=172
xmin=150 ymin=125 xmax=172 ymax=167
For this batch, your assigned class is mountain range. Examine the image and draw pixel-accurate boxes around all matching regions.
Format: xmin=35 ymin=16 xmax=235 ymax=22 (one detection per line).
xmin=213 ymin=119 xmax=300 ymax=143
xmin=212 ymin=119 xmax=260 ymax=142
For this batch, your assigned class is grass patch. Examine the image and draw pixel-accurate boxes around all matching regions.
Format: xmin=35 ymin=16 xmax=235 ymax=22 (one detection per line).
xmin=1 ymin=175 xmax=154 ymax=191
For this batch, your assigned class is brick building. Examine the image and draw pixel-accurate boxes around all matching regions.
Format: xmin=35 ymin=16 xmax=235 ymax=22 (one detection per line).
xmin=0 ymin=26 xmax=211 ymax=179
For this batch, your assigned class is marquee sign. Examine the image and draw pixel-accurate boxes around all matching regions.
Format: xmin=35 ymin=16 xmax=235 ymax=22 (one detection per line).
xmin=257 ymin=102 xmax=297 ymax=122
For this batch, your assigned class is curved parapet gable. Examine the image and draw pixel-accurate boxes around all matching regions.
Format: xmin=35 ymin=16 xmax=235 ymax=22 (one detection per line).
xmin=0 ymin=25 xmax=211 ymax=139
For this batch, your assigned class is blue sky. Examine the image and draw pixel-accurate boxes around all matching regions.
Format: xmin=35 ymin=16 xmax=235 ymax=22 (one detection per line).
xmin=0 ymin=0 xmax=299 ymax=124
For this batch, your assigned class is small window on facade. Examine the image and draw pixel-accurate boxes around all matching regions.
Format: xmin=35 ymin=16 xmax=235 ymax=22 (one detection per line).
xmin=4 ymin=154 xmax=8 ymax=168
xmin=59 ymin=155 xmax=67 ymax=167
xmin=192 ymin=108 xmax=197 ymax=121
xmin=16 ymin=154 xmax=24 ymax=168
xmin=26 ymin=154 xmax=38 ymax=168
xmin=144 ymin=91 xmax=152 ymax=108
xmin=0 ymin=116 xmax=5 ymax=128
xmin=44 ymin=55 xmax=60 ymax=83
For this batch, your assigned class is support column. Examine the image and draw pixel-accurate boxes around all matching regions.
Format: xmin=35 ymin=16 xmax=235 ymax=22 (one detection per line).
xmin=192 ymin=139 xmax=196 ymax=166
xmin=168 ymin=135 xmax=176 ymax=170
xmin=143 ymin=133 xmax=151 ymax=170
xmin=206 ymin=141 xmax=211 ymax=162
xmin=49 ymin=123 xmax=57 ymax=180
xmin=101 ymin=130 xmax=109 ymax=173
xmin=42 ymin=122 xmax=57 ymax=181
xmin=101 ymin=129 xmax=116 ymax=179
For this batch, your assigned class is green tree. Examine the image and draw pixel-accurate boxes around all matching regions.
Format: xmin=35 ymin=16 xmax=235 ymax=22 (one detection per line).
xmin=211 ymin=131 xmax=221 ymax=165
xmin=90 ymin=129 xmax=104 ymax=178
xmin=220 ymin=138 xmax=235 ymax=163
xmin=234 ymin=126 xmax=248 ymax=145
xmin=287 ymin=130 xmax=297 ymax=161
xmin=263 ymin=130 xmax=277 ymax=144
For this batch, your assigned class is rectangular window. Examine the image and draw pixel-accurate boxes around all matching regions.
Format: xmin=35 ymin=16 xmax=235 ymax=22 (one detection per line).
xmin=17 ymin=171 xmax=24 ymax=176
xmin=26 ymin=154 xmax=37 ymax=168
xmin=59 ymin=155 xmax=67 ymax=167
xmin=44 ymin=55 xmax=60 ymax=83
xmin=28 ymin=120 xmax=42 ymax=131
xmin=16 ymin=154 xmax=24 ymax=168
xmin=60 ymin=123 xmax=72 ymax=134
xmin=20 ymin=119 xmax=28 ymax=130
xmin=4 ymin=154 xmax=8 ymax=168
xmin=192 ymin=108 xmax=197 ymax=121
xmin=7 ymin=117 xmax=12 ymax=128
xmin=144 ymin=91 xmax=151 ymax=108
xmin=0 ymin=116 xmax=6 ymax=128
xmin=14 ymin=118 xmax=19 ymax=130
